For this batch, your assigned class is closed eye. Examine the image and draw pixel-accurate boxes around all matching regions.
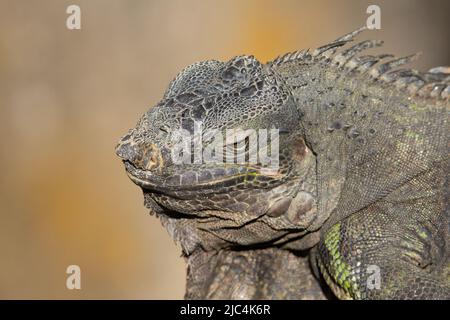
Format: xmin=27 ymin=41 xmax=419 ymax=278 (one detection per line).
xmin=159 ymin=125 xmax=170 ymax=133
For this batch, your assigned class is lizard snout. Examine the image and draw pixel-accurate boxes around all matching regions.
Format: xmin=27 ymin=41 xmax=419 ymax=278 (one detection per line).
xmin=116 ymin=136 xmax=163 ymax=172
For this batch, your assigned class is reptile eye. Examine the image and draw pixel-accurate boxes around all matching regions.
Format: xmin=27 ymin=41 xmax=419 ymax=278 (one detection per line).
xmin=159 ymin=125 xmax=170 ymax=134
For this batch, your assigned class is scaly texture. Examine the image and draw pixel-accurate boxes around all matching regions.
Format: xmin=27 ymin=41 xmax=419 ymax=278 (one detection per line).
xmin=116 ymin=27 xmax=449 ymax=299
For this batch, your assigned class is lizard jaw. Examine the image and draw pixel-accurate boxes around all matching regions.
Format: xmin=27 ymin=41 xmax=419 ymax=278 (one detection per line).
xmin=123 ymin=159 xmax=286 ymax=193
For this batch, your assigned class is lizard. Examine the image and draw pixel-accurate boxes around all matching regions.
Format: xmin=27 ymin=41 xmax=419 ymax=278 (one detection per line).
xmin=116 ymin=27 xmax=450 ymax=299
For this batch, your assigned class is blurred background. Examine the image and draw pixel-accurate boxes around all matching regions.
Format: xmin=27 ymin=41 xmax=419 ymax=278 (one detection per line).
xmin=0 ymin=0 xmax=448 ymax=299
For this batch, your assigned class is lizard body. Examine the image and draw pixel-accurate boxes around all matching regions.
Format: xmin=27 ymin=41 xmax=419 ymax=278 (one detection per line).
xmin=117 ymin=28 xmax=449 ymax=299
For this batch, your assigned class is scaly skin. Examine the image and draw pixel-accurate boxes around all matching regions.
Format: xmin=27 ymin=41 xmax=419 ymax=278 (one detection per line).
xmin=184 ymin=248 xmax=327 ymax=299
xmin=116 ymin=28 xmax=449 ymax=299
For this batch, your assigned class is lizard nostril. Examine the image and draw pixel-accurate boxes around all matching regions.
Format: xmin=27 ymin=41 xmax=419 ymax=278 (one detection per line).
xmin=145 ymin=151 xmax=158 ymax=170
xmin=144 ymin=144 xmax=163 ymax=171
xmin=116 ymin=139 xmax=163 ymax=171
xmin=115 ymin=129 xmax=164 ymax=171
xmin=115 ymin=141 xmax=133 ymax=161
xmin=115 ymin=132 xmax=134 ymax=160
xmin=115 ymin=140 xmax=144 ymax=168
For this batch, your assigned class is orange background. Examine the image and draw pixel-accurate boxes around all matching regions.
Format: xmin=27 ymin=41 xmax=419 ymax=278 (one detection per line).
xmin=0 ymin=0 xmax=448 ymax=299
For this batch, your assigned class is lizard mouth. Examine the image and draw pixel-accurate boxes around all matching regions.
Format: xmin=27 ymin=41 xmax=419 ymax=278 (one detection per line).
xmin=124 ymin=161 xmax=164 ymax=190
xmin=123 ymin=160 xmax=283 ymax=193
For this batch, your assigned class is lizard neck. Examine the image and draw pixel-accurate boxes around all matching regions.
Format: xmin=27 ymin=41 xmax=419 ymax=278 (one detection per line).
xmin=285 ymin=64 xmax=369 ymax=152
xmin=280 ymin=63 xmax=367 ymax=228
xmin=276 ymin=61 xmax=447 ymax=229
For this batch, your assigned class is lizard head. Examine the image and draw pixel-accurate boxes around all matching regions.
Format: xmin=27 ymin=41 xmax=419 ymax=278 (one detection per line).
xmin=116 ymin=56 xmax=318 ymax=251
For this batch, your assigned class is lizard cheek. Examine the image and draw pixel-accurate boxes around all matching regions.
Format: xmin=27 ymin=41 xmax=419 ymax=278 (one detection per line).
xmin=133 ymin=143 xmax=164 ymax=172
xmin=266 ymin=197 xmax=292 ymax=217
xmin=286 ymin=191 xmax=317 ymax=228
xmin=144 ymin=144 xmax=163 ymax=171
